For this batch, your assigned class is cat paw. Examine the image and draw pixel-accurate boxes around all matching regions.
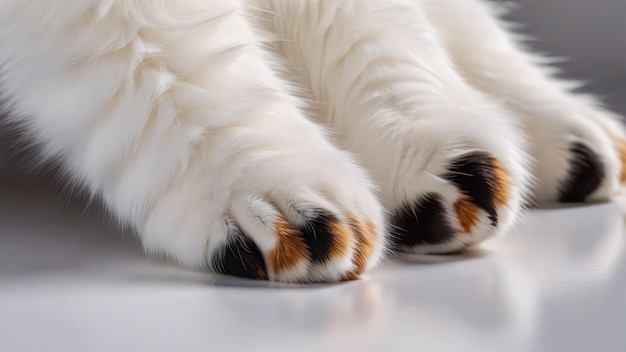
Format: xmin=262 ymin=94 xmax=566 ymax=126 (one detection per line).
xmin=212 ymin=191 xmax=385 ymax=282
xmin=142 ymin=146 xmax=388 ymax=283
xmin=391 ymin=150 xmax=522 ymax=254
xmin=525 ymin=110 xmax=625 ymax=204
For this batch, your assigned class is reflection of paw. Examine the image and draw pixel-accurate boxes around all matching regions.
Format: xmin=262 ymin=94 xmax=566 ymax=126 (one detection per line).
xmin=392 ymin=150 xmax=519 ymax=254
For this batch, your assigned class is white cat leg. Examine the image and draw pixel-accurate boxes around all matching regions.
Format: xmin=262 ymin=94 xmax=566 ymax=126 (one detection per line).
xmin=422 ymin=0 xmax=625 ymax=204
xmin=0 ymin=0 xmax=387 ymax=282
xmin=255 ymin=0 xmax=531 ymax=253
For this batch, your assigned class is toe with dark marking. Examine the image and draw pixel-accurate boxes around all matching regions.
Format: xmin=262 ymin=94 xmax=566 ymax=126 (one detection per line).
xmin=345 ymin=215 xmax=377 ymax=279
xmin=392 ymin=193 xmax=455 ymax=248
xmin=297 ymin=210 xmax=341 ymax=264
xmin=559 ymin=142 xmax=604 ymax=202
xmin=444 ymin=152 xmax=502 ymax=226
xmin=268 ymin=209 xmax=351 ymax=277
xmin=213 ymin=226 xmax=268 ymax=280
xmin=443 ymin=151 xmax=511 ymax=228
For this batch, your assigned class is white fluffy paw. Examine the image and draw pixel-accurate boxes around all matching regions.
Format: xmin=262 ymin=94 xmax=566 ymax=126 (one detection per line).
xmin=213 ymin=190 xmax=385 ymax=283
xmin=205 ymin=152 xmax=388 ymax=283
xmin=390 ymin=149 xmax=522 ymax=254
xmin=524 ymin=109 xmax=626 ymax=204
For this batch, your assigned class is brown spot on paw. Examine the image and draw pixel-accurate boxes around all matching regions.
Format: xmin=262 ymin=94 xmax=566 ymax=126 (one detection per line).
xmin=444 ymin=152 xmax=505 ymax=226
xmin=454 ymin=195 xmax=480 ymax=234
xmin=268 ymin=218 xmax=308 ymax=273
xmin=492 ymin=159 xmax=512 ymax=207
xmin=344 ymin=214 xmax=377 ymax=280
xmin=329 ymin=222 xmax=351 ymax=259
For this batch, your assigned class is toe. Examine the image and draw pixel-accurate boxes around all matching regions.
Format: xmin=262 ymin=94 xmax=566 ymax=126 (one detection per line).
xmin=212 ymin=223 xmax=269 ymax=280
xmin=444 ymin=151 xmax=512 ymax=227
xmin=558 ymin=142 xmax=605 ymax=202
xmin=344 ymin=214 xmax=379 ymax=279
xmin=296 ymin=210 xmax=349 ymax=264
xmin=392 ymin=193 xmax=455 ymax=249
xmin=391 ymin=151 xmax=516 ymax=254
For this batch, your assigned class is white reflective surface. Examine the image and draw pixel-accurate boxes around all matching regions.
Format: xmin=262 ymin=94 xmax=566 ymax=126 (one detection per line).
xmin=1 ymin=177 xmax=625 ymax=352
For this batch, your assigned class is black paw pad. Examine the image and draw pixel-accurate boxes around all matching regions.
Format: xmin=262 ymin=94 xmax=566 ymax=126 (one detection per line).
xmin=213 ymin=227 xmax=268 ymax=280
xmin=443 ymin=152 xmax=500 ymax=226
xmin=559 ymin=142 xmax=605 ymax=202
xmin=392 ymin=193 xmax=455 ymax=248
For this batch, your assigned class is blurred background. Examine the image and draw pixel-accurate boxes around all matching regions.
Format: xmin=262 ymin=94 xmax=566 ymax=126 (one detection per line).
xmin=504 ymin=0 xmax=626 ymax=115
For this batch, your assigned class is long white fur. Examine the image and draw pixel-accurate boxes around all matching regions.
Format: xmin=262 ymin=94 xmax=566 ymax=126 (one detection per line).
xmin=253 ymin=0 xmax=532 ymax=252
xmin=0 ymin=0 xmax=621 ymax=281
xmin=421 ymin=0 xmax=625 ymax=203
xmin=0 ymin=0 xmax=387 ymax=282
